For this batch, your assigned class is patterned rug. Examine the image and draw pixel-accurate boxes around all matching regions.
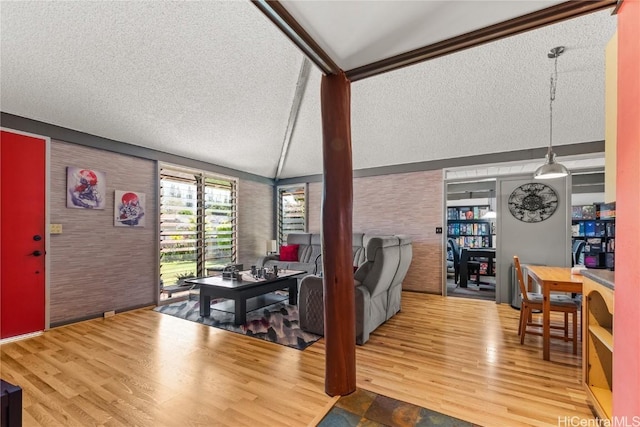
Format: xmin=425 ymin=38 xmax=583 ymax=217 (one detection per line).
xmin=319 ymin=388 xmax=479 ymax=427
xmin=154 ymin=297 xmax=321 ymax=350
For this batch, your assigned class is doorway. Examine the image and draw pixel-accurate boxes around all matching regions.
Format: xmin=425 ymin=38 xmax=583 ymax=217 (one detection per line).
xmin=1 ymin=129 xmax=49 ymax=339
xmin=444 ymin=179 xmax=497 ymax=302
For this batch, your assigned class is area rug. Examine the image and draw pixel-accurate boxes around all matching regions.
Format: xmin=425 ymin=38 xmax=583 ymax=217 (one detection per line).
xmin=319 ymin=388 xmax=480 ymax=427
xmin=446 ymin=278 xmax=495 ymax=302
xmin=154 ymin=298 xmax=321 ymax=350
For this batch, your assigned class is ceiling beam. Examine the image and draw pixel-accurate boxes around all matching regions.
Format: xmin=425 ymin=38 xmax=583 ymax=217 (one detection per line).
xmin=251 ymin=0 xmax=341 ymax=75
xmin=275 ymin=58 xmax=311 ymax=180
xmin=345 ymin=0 xmax=617 ymax=82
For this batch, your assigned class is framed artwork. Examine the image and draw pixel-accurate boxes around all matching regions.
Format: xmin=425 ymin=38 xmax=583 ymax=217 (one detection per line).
xmin=66 ymin=167 xmax=106 ymax=209
xmin=114 ymin=190 xmax=145 ymax=227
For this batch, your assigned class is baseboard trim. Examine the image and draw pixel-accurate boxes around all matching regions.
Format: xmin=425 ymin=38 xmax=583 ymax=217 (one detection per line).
xmin=0 ymin=331 xmax=44 ymax=345
xmin=50 ymin=302 xmax=155 ymax=328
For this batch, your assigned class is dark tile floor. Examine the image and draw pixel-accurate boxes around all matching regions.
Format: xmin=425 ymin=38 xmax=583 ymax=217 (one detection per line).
xmin=318 ymin=388 xmax=481 ymax=427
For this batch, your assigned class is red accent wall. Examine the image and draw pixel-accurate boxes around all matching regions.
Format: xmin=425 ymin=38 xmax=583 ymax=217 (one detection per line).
xmin=614 ymin=0 xmax=640 ymax=418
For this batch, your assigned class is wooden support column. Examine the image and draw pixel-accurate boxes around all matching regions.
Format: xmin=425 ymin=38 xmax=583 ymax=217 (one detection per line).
xmin=320 ymin=72 xmax=356 ymax=396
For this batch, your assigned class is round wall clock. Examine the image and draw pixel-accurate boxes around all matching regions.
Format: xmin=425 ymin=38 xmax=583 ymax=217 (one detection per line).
xmin=508 ymin=183 xmax=559 ymax=223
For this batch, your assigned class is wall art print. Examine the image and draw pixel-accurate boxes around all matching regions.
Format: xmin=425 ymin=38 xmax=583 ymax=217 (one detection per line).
xmin=114 ymin=190 xmax=145 ymax=227
xmin=66 ymin=167 xmax=106 ymax=209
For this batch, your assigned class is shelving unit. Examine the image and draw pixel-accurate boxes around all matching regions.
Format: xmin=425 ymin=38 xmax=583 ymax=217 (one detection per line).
xmin=447 ymin=204 xmax=496 ymax=278
xmin=572 ymin=203 xmax=615 ymax=268
xmin=583 ymin=276 xmax=614 ymax=421
xmin=447 ymin=205 xmax=494 ymax=249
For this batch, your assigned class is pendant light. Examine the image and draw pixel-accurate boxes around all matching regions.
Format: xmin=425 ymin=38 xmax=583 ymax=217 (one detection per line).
xmin=534 ymin=46 xmax=570 ymax=180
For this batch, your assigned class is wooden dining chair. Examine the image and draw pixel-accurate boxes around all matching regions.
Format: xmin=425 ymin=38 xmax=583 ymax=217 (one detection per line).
xmin=513 ymin=256 xmax=580 ymax=354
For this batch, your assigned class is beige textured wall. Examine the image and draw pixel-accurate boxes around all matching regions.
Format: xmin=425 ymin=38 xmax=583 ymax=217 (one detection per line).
xmin=237 ymin=180 xmax=273 ymax=268
xmin=49 ymin=141 xmax=272 ymax=325
xmin=308 ymin=170 xmax=444 ymax=293
xmin=49 ymin=140 xmax=157 ymax=325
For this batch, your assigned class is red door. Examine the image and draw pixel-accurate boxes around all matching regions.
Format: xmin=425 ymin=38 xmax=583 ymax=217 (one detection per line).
xmin=1 ymin=129 xmax=47 ymax=339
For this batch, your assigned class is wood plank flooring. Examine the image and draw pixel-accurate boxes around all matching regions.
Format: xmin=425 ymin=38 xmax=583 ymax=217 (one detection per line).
xmin=0 ymin=292 xmax=594 ymax=426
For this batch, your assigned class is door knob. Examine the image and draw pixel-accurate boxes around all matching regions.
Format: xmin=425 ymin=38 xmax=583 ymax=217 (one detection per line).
xmin=31 ymin=250 xmax=42 ymax=257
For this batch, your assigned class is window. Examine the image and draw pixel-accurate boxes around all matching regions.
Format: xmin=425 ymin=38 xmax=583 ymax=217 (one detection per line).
xmin=160 ymin=164 xmax=237 ymax=286
xmin=278 ymin=185 xmax=306 ymax=245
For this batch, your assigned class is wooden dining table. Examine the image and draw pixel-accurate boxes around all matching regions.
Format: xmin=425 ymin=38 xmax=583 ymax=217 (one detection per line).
xmin=525 ymin=265 xmax=583 ymax=361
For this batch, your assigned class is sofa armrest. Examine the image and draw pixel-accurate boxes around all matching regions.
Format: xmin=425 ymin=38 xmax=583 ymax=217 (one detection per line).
xmin=256 ymin=254 xmax=279 ymax=267
xmin=355 ymin=284 xmax=371 ymax=345
xmin=299 ymin=275 xmax=325 ymax=335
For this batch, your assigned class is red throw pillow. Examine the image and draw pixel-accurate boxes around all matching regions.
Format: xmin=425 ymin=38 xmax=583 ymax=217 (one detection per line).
xmin=279 ymin=244 xmax=299 ymax=262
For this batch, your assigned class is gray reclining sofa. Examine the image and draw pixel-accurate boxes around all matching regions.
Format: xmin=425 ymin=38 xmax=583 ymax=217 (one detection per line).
xmin=257 ymin=232 xmax=367 ymax=275
xmin=298 ymin=235 xmax=413 ymax=344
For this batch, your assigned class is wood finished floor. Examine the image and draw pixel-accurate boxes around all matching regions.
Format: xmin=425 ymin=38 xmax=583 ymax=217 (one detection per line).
xmin=0 ymin=292 xmax=593 ymax=426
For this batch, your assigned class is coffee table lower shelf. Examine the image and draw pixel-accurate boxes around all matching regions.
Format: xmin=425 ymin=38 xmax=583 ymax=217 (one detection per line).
xmin=209 ymin=293 xmax=288 ymax=317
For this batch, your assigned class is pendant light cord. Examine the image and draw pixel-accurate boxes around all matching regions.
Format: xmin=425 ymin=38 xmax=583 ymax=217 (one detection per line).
xmin=548 ymin=53 xmax=558 ymax=156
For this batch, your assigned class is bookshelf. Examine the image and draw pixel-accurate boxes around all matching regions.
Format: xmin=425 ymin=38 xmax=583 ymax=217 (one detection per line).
xmin=582 ymin=274 xmax=614 ymax=422
xmin=571 ymin=203 xmax=615 ymax=269
xmin=447 ymin=205 xmax=494 ymax=249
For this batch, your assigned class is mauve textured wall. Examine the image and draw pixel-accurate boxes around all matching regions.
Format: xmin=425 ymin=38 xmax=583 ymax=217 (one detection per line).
xmin=237 ymin=180 xmax=273 ymax=269
xmin=49 ymin=140 xmax=157 ymax=325
xmin=307 ymin=170 xmax=444 ymax=293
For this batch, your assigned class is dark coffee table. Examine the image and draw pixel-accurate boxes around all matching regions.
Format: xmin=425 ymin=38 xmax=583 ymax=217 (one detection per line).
xmin=185 ymin=270 xmax=305 ymax=325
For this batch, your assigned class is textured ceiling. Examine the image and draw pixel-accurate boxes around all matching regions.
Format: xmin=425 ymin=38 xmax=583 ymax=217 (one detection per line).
xmin=0 ymin=2 xmax=616 ymax=180
xmin=0 ymin=1 xmax=303 ymax=178
xmin=283 ymin=8 xmax=616 ymax=178
xmin=280 ymin=0 xmax=565 ymax=70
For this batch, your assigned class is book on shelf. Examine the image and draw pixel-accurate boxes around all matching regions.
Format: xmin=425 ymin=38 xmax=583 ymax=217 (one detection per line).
xmin=606 ymin=222 xmax=615 ymax=237
xmin=585 ymin=237 xmax=605 ymax=253
xmin=479 ymin=262 xmax=488 ymax=275
xmin=479 ymin=207 xmax=488 ymax=218
xmin=599 ymin=202 xmax=616 ymax=219
xmin=473 ymin=206 xmax=479 ymax=219
xmin=595 ymin=221 xmax=606 ymax=237
xmin=571 ymin=224 xmax=580 ymax=237
xmin=584 ymin=221 xmax=596 ymax=237
xmin=606 ymin=238 xmax=615 ymax=253
xmin=572 ymin=206 xmax=583 ymax=219
xmin=458 ymin=207 xmax=471 ymax=220
xmin=582 ymin=205 xmax=597 ymax=220
xmin=605 ymin=253 xmax=615 ymax=269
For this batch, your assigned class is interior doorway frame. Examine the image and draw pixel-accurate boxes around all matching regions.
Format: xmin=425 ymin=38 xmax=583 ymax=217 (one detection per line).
xmin=441 ymin=175 xmax=498 ymax=302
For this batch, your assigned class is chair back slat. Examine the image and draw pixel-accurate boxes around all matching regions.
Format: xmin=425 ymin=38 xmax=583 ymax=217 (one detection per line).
xmin=513 ymin=256 xmax=530 ymax=304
